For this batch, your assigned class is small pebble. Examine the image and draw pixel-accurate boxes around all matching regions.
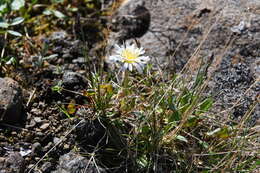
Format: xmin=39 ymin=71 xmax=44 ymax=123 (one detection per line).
xmin=31 ymin=108 xmax=41 ymax=115
xmin=32 ymin=142 xmax=41 ymax=153
xmin=34 ymin=117 xmax=42 ymax=123
xmin=53 ymin=137 xmax=61 ymax=144
xmin=41 ymin=162 xmax=52 ymax=172
xmin=11 ymin=131 xmax=17 ymax=135
xmin=40 ymin=123 xmax=50 ymax=130
xmin=63 ymin=144 xmax=70 ymax=149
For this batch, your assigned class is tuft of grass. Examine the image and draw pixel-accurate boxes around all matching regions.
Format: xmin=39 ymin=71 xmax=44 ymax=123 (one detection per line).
xmin=60 ymin=58 xmax=258 ymax=172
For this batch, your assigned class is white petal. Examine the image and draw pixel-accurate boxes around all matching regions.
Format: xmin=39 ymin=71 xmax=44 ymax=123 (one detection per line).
xmin=129 ymin=63 xmax=133 ymax=71
xmin=109 ymin=55 xmax=121 ymax=62
xmin=125 ymin=42 xmax=131 ymax=48
xmin=140 ymin=56 xmax=150 ymax=62
xmin=123 ymin=63 xmax=128 ymax=70
xmin=139 ymin=50 xmax=145 ymax=54
xmin=108 ymin=55 xmax=117 ymax=61
xmin=114 ymin=44 xmax=121 ymax=50
xmin=130 ymin=44 xmax=136 ymax=51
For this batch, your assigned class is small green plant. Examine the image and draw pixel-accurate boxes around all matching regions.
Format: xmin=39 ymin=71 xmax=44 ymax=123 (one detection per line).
xmin=0 ymin=0 xmax=25 ymax=73
xmin=0 ymin=0 xmax=25 ymax=37
xmin=83 ymin=41 xmax=259 ymax=172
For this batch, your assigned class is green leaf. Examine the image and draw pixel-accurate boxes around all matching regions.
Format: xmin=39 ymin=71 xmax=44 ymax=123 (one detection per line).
xmin=43 ymin=9 xmax=52 ymax=15
xmin=184 ymin=116 xmax=199 ymax=127
xmin=0 ymin=22 xmax=9 ymax=28
xmin=206 ymin=127 xmax=231 ymax=139
xmin=11 ymin=0 xmax=25 ymax=11
xmin=5 ymin=57 xmax=17 ymax=65
xmin=199 ymin=140 xmax=209 ymax=149
xmin=51 ymin=0 xmax=64 ymax=3
xmin=57 ymin=104 xmax=71 ymax=119
xmin=7 ymin=30 xmax=22 ymax=37
xmin=52 ymin=83 xmax=63 ymax=94
xmin=137 ymin=155 xmax=148 ymax=168
xmin=0 ymin=4 xmax=7 ymax=13
xmin=168 ymin=110 xmax=181 ymax=122
xmin=179 ymin=103 xmax=190 ymax=114
xmin=175 ymin=135 xmax=188 ymax=143
xmin=52 ymin=10 xmax=66 ymax=19
xmin=43 ymin=9 xmax=66 ymax=19
xmin=206 ymin=128 xmax=221 ymax=136
xmin=10 ymin=17 xmax=24 ymax=26
xmin=197 ymin=98 xmax=213 ymax=114
xmin=179 ymin=91 xmax=191 ymax=105
xmin=256 ymin=160 xmax=260 ymax=165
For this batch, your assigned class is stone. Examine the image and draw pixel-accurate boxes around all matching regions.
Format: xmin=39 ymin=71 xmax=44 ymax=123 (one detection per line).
xmin=52 ymin=151 xmax=106 ymax=173
xmin=49 ymin=31 xmax=68 ymax=41
xmin=75 ymin=119 xmax=107 ymax=152
xmin=41 ymin=162 xmax=52 ymax=172
xmin=53 ymin=137 xmax=61 ymax=144
xmin=108 ymin=0 xmax=260 ymax=125
xmin=34 ymin=117 xmax=42 ymax=123
xmin=32 ymin=142 xmax=42 ymax=154
xmin=40 ymin=123 xmax=50 ymax=130
xmin=0 ymin=77 xmax=23 ymax=124
xmin=72 ymin=57 xmax=85 ymax=64
xmin=62 ymin=71 xmax=87 ymax=89
xmin=0 ymin=152 xmax=25 ymax=173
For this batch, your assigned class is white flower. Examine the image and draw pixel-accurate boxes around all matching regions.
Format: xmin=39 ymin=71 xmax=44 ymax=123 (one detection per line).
xmin=109 ymin=42 xmax=150 ymax=73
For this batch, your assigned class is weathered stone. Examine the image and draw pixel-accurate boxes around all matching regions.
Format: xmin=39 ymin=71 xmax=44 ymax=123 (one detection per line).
xmin=49 ymin=31 xmax=68 ymax=41
xmin=0 ymin=77 xmax=23 ymax=124
xmin=39 ymin=123 xmax=50 ymax=130
xmin=62 ymin=71 xmax=87 ymax=89
xmin=52 ymin=151 xmax=106 ymax=173
xmin=41 ymin=162 xmax=53 ymax=172
xmin=108 ymin=0 xmax=260 ymax=125
xmin=0 ymin=152 xmax=25 ymax=173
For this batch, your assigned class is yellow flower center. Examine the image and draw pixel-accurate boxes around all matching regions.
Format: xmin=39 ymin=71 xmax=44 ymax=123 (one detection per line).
xmin=121 ymin=49 xmax=138 ymax=63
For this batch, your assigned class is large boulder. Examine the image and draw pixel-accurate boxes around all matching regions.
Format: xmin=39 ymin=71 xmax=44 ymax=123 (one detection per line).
xmin=108 ymin=0 xmax=260 ymax=125
xmin=0 ymin=77 xmax=23 ymax=124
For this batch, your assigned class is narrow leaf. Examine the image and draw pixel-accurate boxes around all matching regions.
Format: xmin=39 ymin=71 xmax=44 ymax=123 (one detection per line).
xmin=176 ymin=135 xmax=188 ymax=143
xmin=52 ymin=10 xmax=66 ymax=19
xmin=0 ymin=22 xmax=9 ymax=28
xmin=10 ymin=17 xmax=24 ymax=26
xmin=7 ymin=30 xmax=22 ymax=37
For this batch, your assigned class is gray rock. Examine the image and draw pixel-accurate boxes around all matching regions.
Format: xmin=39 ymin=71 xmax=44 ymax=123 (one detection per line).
xmin=41 ymin=162 xmax=52 ymax=172
xmin=72 ymin=57 xmax=85 ymax=64
xmin=62 ymin=71 xmax=87 ymax=89
xmin=52 ymin=152 xmax=106 ymax=173
xmin=50 ymin=31 xmax=68 ymax=41
xmin=34 ymin=117 xmax=42 ymax=123
xmin=53 ymin=137 xmax=61 ymax=144
xmin=32 ymin=142 xmax=42 ymax=154
xmin=108 ymin=0 xmax=260 ymax=125
xmin=0 ymin=77 xmax=23 ymax=124
xmin=0 ymin=152 xmax=25 ymax=173
xmin=40 ymin=123 xmax=50 ymax=130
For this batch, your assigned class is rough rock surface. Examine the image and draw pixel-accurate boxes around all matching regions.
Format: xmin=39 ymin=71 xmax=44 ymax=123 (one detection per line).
xmin=62 ymin=71 xmax=87 ymax=89
xmin=52 ymin=151 xmax=106 ymax=173
xmin=0 ymin=77 xmax=23 ymax=124
xmin=0 ymin=152 xmax=25 ymax=173
xmin=108 ymin=0 xmax=260 ymax=125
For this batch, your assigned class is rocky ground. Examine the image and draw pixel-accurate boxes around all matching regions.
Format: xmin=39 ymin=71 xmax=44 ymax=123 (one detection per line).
xmin=0 ymin=0 xmax=259 ymax=172
xmin=108 ymin=0 xmax=259 ymax=125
